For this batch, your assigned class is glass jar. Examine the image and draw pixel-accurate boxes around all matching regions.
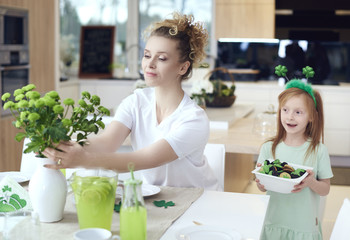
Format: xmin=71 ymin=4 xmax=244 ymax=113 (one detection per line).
xmin=253 ymin=104 xmax=277 ymax=138
xmin=120 ymin=179 xmax=147 ymax=240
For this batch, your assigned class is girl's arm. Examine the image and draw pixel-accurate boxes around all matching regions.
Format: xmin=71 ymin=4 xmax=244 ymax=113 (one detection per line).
xmin=292 ymin=170 xmax=331 ymax=196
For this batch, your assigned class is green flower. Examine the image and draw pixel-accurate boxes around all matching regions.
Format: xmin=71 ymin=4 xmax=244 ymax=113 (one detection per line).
xmin=26 ymin=91 xmax=41 ymax=100
xmin=91 ymin=95 xmax=100 ymax=105
xmin=1 ymin=93 xmax=11 ymax=101
xmin=46 ymin=91 xmax=59 ymax=99
xmin=81 ymin=91 xmax=91 ymax=99
xmin=275 ymin=65 xmax=288 ymax=77
xmin=20 ymin=112 xmax=28 ymax=120
xmin=22 ymin=84 xmax=36 ymax=91
xmin=61 ymin=118 xmax=72 ymax=127
xmin=18 ymin=100 xmax=29 ymax=108
xmin=15 ymin=121 xmax=22 ymax=128
xmin=98 ymin=106 xmax=110 ymax=115
xmin=28 ymin=99 xmax=35 ymax=107
xmin=14 ymin=89 xmax=24 ymax=97
xmin=15 ymin=94 xmax=25 ymax=101
xmin=53 ymin=105 xmax=64 ymax=114
xmin=63 ymin=98 xmax=74 ymax=106
xmin=3 ymin=101 xmax=14 ymax=110
xmin=44 ymin=97 xmax=56 ymax=107
xmin=35 ymin=99 xmax=45 ymax=108
xmin=28 ymin=113 xmax=40 ymax=122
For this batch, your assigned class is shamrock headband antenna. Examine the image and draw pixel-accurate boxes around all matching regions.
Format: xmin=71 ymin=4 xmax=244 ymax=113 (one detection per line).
xmin=275 ymin=65 xmax=317 ymax=108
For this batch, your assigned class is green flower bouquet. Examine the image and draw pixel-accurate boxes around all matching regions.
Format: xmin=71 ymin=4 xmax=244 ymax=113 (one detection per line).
xmin=1 ymin=84 xmax=110 ymax=157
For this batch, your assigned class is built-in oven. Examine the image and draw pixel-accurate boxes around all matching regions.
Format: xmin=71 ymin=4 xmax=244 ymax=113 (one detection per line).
xmin=0 ymin=65 xmax=30 ymax=116
xmin=0 ymin=7 xmax=30 ymax=116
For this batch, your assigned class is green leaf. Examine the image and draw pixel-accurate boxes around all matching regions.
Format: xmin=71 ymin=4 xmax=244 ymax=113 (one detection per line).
xmin=114 ymin=201 xmax=122 ymax=213
xmin=15 ymin=133 xmax=26 ymax=142
xmin=153 ymin=200 xmax=175 ymax=208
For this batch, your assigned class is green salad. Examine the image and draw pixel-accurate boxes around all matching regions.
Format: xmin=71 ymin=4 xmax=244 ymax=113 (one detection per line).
xmin=258 ymin=159 xmax=306 ymax=179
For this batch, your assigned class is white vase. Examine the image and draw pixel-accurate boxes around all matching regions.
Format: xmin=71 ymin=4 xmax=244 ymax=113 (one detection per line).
xmin=28 ymin=157 xmax=67 ymax=222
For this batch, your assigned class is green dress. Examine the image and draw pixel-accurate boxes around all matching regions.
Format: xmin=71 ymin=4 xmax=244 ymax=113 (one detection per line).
xmin=257 ymin=141 xmax=333 ymax=240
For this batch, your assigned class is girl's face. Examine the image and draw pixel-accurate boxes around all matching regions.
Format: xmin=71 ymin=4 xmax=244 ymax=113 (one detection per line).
xmin=280 ymin=94 xmax=311 ymax=138
xmin=141 ymin=36 xmax=189 ymax=87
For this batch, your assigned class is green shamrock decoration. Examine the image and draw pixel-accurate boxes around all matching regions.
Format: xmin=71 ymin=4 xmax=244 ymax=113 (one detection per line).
xmin=274 ymin=65 xmax=288 ymax=78
xmin=302 ymin=66 xmax=315 ymax=79
xmin=153 ymin=200 xmax=175 ymax=209
xmin=2 ymin=185 xmax=11 ymax=192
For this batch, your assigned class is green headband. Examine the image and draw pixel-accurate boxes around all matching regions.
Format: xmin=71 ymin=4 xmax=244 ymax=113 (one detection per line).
xmin=285 ymin=79 xmax=317 ymax=108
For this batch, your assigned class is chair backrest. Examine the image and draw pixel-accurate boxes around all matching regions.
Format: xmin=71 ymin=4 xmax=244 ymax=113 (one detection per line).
xmin=204 ymin=143 xmax=226 ymax=191
xmin=330 ymin=198 xmax=350 ymax=240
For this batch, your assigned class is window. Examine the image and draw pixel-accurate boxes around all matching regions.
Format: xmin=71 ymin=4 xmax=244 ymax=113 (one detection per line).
xmin=60 ymin=0 xmax=213 ymax=79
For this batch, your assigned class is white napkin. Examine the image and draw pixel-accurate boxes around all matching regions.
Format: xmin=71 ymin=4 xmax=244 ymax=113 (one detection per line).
xmin=0 ymin=176 xmax=32 ymax=212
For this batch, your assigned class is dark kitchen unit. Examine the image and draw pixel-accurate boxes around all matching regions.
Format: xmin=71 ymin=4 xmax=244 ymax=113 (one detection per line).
xmin=0 ymin=6 xmax=30 ymax=116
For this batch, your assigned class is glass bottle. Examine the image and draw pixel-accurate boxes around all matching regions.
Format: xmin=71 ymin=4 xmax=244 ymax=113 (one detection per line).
xmin=253 ymin=104 xmax=277 ymax=138
xmin=120 ymin=179 xmax=147 ymax=240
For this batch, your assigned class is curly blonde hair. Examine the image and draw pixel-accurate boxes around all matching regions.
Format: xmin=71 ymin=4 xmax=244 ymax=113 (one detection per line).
xmin=144 ymin=12 xmax=209 ymax=80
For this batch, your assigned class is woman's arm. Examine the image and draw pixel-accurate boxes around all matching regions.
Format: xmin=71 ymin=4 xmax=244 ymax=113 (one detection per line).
xmin=84 ymin=121 xmax=131 ymax=153
xmin=292 ymin=170 xmax=331 ymax=196
xmin=43 ymin=135 xmax=178 ymax=172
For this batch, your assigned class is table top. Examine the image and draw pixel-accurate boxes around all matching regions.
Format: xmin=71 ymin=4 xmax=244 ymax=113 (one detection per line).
xmin=161 ymin=190 xmax=270 ymax=240
xmin=36 ymin=186 xmax=269 ymax=240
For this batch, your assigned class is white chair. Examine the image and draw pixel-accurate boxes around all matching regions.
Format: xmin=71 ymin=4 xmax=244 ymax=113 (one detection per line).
xmin=204 ymin=143 xmax=226 ymax=191
xmin=330 ymin=198 xmax=350 ymax=240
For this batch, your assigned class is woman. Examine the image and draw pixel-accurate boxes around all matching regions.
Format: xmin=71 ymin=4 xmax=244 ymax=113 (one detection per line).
xmin=44 ymin=12 xmax=220 ymax=190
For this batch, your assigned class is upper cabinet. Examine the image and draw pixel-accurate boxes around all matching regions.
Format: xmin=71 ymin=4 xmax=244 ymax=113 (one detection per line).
xmin=0 ymin=0 xmax=57 ymax=93
xmin=215 ymin=0 xmax=275 ymax=39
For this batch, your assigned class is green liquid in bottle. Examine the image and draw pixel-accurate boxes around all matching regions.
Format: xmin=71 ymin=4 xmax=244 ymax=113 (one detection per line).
xmin=120 ymin=206 xmax=147 ymax=240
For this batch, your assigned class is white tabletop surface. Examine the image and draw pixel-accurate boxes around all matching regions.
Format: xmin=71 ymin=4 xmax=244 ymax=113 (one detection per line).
xmin=160 ymin=190 xmax=270 ymax=240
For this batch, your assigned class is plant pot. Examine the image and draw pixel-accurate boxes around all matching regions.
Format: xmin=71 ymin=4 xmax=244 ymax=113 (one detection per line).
xmin=28 ymin=157 xmax=67 ymax=222
xmin=205 ymin=95 xmax=236 ymax=108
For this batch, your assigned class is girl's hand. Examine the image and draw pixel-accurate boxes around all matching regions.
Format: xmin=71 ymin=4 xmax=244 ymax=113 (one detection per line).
xmin=255 ymin=163 xmax=267 ymax=192
xmin=292 ymin=169 xmax=315 ymax=193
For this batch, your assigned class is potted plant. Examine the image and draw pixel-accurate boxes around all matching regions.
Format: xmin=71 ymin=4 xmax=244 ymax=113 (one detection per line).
xmin=202 ymin=67 xmax=236 ymax=108
xmin=1 ymin=83 xmax=110 ymax=222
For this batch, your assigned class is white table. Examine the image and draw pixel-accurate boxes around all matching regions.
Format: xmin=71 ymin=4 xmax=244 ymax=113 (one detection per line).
xmin=161 ymin=191 xmax=270 ymax=240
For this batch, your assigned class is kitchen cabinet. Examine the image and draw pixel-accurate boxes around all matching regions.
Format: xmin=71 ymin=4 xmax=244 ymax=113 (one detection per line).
xmin=215 ymin=0 xmax=275 ymax=39
xmin=0 ymin=0 xmax=57 ymax=171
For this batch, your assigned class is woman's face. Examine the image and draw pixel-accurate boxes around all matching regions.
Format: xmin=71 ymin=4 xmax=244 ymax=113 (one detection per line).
xmin=142 ymin=36 xmax=189 ymax=87
xmin=280 ymin=94 xmax=311 ymax=138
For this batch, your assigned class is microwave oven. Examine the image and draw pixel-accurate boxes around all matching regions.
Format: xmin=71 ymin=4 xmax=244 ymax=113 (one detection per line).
xmin=0 ymin=6 xmax=29 ymax=66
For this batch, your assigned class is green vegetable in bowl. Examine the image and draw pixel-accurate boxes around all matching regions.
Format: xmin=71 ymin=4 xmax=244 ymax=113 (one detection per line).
xmin=258 ymin=159 xmax=306 ymax=179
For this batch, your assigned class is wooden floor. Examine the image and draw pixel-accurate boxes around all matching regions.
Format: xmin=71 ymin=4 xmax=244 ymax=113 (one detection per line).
xmin=244 ymin=181 xmax=350 ymax=240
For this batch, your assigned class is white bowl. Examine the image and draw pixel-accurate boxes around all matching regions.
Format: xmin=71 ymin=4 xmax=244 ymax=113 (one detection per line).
xmin=251 ymin=162 xmax=313 ymax=194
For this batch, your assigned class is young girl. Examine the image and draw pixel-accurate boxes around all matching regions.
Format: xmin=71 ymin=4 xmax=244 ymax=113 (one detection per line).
xmin=256 ymin=79 xmax=333 ymax=239
xmin=44 ymin=12 xmax=220 ymax=190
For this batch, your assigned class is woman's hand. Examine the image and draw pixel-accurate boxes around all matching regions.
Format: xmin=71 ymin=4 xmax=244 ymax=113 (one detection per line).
xmin=292 ymin=169 xmax=315 ymax=193
xmin=43 ymin=141 xmax=90 ymax=169
xmin=255 ymin=163 xmax=267 ymax=192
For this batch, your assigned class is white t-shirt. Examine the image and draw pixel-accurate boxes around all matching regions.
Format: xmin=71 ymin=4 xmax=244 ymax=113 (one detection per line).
xmin=114 ymin=87 xmax=220 ymax=190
